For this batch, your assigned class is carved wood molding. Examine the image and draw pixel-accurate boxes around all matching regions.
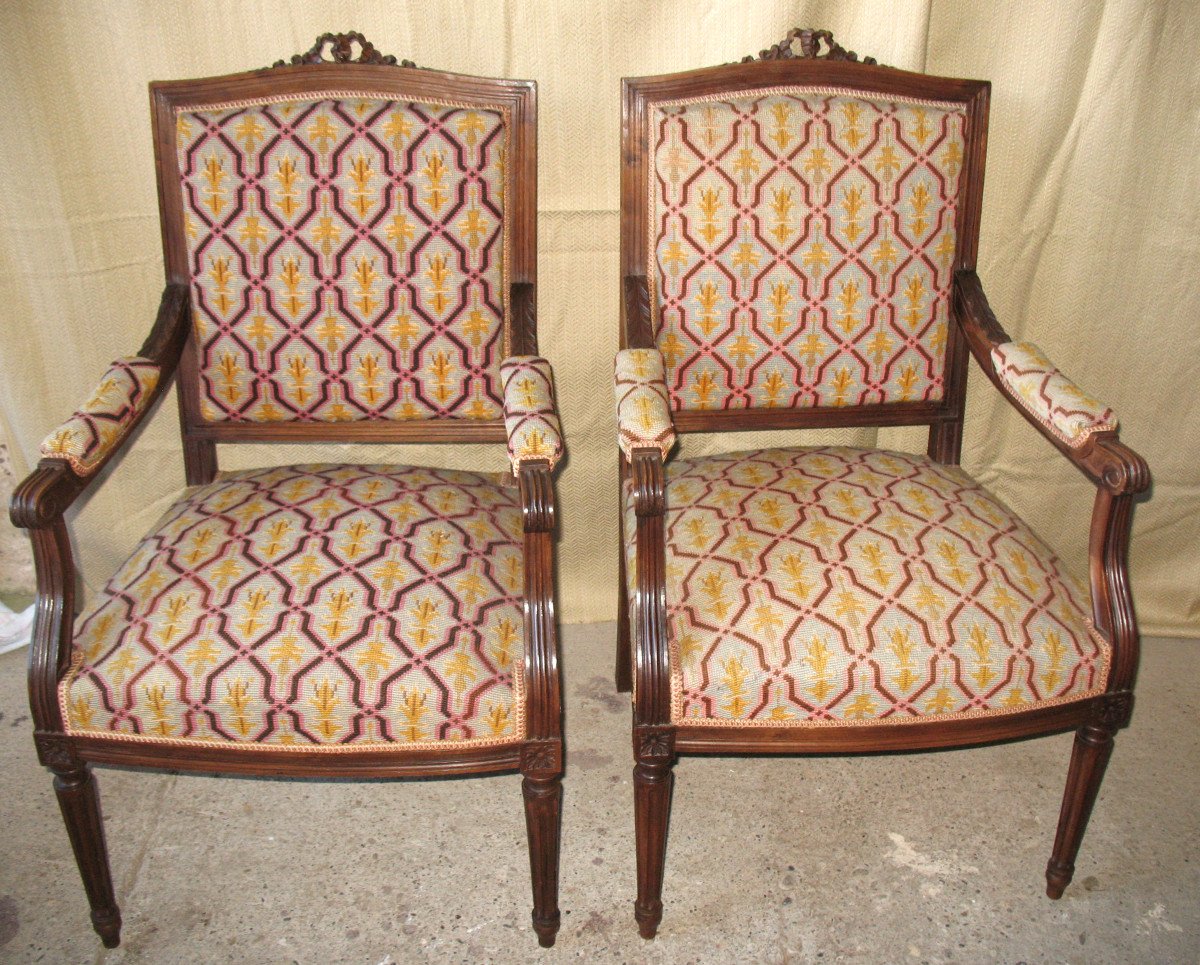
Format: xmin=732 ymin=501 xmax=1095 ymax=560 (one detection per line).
xmin=743 ymin=27 xmax=878 ymax=66
xmin=34 ymin=731 xmax=78 ymax=771
xmin=1091 ymin=690 xmax=1134 ymax=732
xmin=634 ymin=725 xmax=675 ymax=763
xmin=271 ymin=32 xmax=417 ymax=69
xmin=521 ymin=738 xmax=563 ymax=776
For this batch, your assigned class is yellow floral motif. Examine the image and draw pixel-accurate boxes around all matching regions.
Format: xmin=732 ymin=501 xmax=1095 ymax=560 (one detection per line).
xmin=720 ymin=655 xmax=752 ymax=717
xmin=645 ymin=448 xmax=1106 ymax=726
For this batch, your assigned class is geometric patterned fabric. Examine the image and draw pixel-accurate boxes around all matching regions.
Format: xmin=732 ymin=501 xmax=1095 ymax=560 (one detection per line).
xmin=650 ymin=88 xmax=966 ymax=412
xmin=992 ymin=341 xmax=1117 ymax=448
xmin=39 ymin=357 xmax=160 ymax=476
xmin=614 ymin=348 xmax=677 ymax=459
xmin=500 ymin=356 xmax=565 ymax=473
xmin=623 ymin=446 xmax=1108 ymax=726
xmin=61 ymin=464 xmax=526 ymax=748
xmin=175 ymin=93 xmax=509 ymax=423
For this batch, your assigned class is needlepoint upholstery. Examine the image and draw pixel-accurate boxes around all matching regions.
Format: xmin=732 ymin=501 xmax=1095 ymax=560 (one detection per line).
xmin=992 ymin=341 xmax=1117 ymax=448
xmin=61 ymin=464 xmax=526 ymax=748
xmin=615 ymin=348 xmax=677 ymax=459
xmin=39 ymin=358 xmax=161 ymax=476
xmin=624 ymin=446 xmax=1108 ymax=726
xmin=176 ymin=94 xmax=509 ymax=423
xmin=500 ymin=356 xmax=564 ymax=472
xmin=650 ymin=89 xmax=966 ymax=412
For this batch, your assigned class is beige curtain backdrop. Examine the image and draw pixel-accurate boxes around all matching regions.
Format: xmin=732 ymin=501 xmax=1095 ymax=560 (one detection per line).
xmin=0 ymin=0 xmax=1196 ymax=637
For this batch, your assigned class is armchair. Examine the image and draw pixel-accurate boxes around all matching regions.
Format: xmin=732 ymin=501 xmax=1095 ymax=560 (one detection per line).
xmin=11 ymin=33 xmax=564 ymax=948
xmin=615 ymin=28 xmax=1149 ymax=938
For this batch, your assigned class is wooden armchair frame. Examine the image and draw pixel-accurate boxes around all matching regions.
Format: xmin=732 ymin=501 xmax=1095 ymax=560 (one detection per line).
xmin=11 ymin=34 xmax=563 ymax=949
xmin=616 ymin=28 xmax=1149 ymax=938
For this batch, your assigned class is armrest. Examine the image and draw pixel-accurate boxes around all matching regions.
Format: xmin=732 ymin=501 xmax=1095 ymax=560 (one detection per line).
xmin=615 ymin=348 xmax=677 ymax=460
xmin=499 ymin=356 xmax=564 ymax=476
xmin=25 ymin=283 xmax=190 ymax=494
xmin=39 ymin=358 xmax=161 ymax=476
xmin=991 ymin=341 xmax=1117 ymax=448
xmin=954 ymin=270 xmax=1147 ymax=495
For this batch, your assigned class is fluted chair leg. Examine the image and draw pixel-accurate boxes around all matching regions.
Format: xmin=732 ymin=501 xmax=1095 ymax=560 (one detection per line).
xmin=1046 ymin=721 xmax=1116 ymax=898
xmin=522 ymin=772 xmax=563 ymax=947
xmin=53 ymin=766 xmax=121 ymax=948
xmin=633 ymin=753 xmax=674 ymax=939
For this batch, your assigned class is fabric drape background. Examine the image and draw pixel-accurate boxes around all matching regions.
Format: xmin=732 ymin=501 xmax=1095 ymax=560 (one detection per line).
xmin=1 ymin=0 xmax=1196 ymax=636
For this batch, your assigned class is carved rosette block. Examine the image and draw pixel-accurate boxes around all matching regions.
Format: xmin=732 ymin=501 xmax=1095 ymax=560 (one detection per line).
xmin=1091 ymin=690 xmax=1135 ymax=731
xmin=271 ymin=32 xmax=416 ymax=69
xmin=521 ymin=738 xmax=563 ymax=776
xmin=743 ymin=27 xmax=878 ymax=65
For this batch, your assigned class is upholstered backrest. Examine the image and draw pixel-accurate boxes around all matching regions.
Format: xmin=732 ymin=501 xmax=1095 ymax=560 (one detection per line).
xmin=649 ymin=88 xmax=966 ymax=412
xmin=175 ymin=93 xmax=509 ymax=423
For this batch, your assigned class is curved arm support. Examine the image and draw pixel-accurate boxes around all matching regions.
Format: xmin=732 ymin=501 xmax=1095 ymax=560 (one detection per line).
xmin=1090 ymin=484 xmax=1141 ymax=695
xmin=629 ymin=448 xmax=671 ymax=728
xmin=518 ymin=462 xmax=562 ymax=743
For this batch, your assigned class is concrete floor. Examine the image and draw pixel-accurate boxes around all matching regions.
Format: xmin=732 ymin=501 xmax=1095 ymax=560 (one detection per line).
xmin=0 ymin=624 xmax=1196 ymax=964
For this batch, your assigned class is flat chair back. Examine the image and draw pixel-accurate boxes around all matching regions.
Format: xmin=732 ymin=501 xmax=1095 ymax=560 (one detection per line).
xmin=151 ymin=43 xmax=537 ymax=481
xmin=622 ymin=40 xmax=988 ymax=456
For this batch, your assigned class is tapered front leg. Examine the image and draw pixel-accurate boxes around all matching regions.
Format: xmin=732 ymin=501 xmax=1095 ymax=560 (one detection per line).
xmin=521 ymin=739 xmax=563 ymax=948
xmin=1046 ymin=719 xmax=1117 ymax=899
xmin=633 ymin=729 xmax=675 ymax=939
xmin=53 ymin=766 xmax=121 ymax=948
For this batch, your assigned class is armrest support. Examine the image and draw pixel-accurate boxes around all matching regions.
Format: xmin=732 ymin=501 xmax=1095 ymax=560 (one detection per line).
xmin=499 ymin=356 xmax=565 ymax=475
xmin=517 ymin=461 xmax=561 ymax=746
xmin=628 ymin=448 xmax=671 ymax=729
xmin=615 ymin=349 xmax=677 ymax=460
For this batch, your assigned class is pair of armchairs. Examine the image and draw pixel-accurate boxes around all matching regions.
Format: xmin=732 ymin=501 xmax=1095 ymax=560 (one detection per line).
xmin=11 ymin=29 xmax=1147 ymax=950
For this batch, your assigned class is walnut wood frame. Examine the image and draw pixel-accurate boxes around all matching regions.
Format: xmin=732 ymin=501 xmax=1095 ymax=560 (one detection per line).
xmin=11 ymin=39 xmax=562 ymax=950
xmin=616 ymin=38 xmax=1149 ymax=938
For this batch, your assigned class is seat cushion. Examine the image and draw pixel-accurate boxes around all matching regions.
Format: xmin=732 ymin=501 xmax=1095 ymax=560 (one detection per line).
xmin=62 ymin=464 xmax=526 ymax=749
xmin=625 ymin=447 xmax=1108 ymax=726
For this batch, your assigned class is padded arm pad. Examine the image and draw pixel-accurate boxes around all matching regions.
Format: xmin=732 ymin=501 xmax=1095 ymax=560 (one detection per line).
xmin=39 ymin=357 xmax=161 ymax=476
xmin=499 ymin=356 xmax=564 ymax=474
xmin=614 ymin=348 xmax=676 ymax=460
xmin=991 ymin=341 xmax=1117 ymax=449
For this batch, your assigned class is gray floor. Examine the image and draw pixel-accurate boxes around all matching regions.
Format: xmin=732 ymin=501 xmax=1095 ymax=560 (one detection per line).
xmin=0 ymin=624 xmax=1196 ymax=964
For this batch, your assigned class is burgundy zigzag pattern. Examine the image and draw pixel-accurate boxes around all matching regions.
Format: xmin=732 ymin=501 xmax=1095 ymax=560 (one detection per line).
xmin=62 ymin=464 xmax=526 ymax=748
xmin=650 ymin=89 xmax=966 ymax=412
xmin=177 ymin=94 xmax=509 ymax=423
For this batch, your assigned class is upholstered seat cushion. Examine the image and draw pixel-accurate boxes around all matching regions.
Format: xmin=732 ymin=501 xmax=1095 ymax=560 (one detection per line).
xmin=624 ymin=446 xmax=1108 ymax=726
xmin=62 ymin=464 xmax=526 ymax=749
